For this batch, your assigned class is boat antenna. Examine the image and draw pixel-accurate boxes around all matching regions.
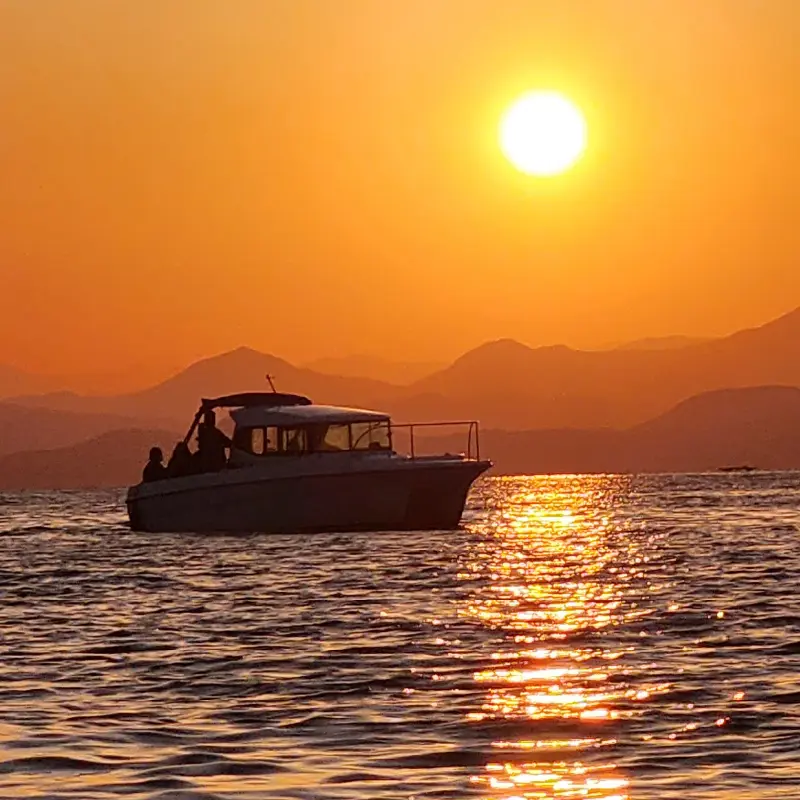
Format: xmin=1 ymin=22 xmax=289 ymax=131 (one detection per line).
xmin=265 ymin=373 xmax=277 ymax=393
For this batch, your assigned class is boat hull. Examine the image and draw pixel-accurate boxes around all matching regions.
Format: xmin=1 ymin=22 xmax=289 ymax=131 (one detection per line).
xmin=126 ymin=459 xmax=490 ymax=534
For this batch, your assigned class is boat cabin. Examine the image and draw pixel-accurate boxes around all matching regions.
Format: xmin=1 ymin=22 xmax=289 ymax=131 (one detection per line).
xmin=176 ymin=392 xmax=481 ymax=476
xmin=228 ymin=404 xmax=393 ymax=465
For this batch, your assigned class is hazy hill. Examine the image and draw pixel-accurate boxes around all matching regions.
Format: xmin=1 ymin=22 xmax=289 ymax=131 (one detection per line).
xmin=627 ymin=385 xmax=800 ymax=472
xmin=0 ymin=428 xmax=178 ymax=490
xmin=0 ymin=402 xmax=167 ymax=458
xmin=10 ymin=347 xmax=399 ymax=422
xmin=426 ymin=385 xmax=800 ymax=474
xmin=407 ymin=307 xmax=800 ymax=429
xmin=303 ymin=355 xmax=442 ymax=385
xmin=404 ymin=339 xmax=641 ymax=428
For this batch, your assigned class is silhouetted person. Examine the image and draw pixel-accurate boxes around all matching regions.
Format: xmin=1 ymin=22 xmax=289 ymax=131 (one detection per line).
xmin=142 ymin=447 xmax=168 ymax=482
xmin=167 ymin=441 xmax=194 ymax=478
xmin=197 ymin=410 xmax=231 ymax=472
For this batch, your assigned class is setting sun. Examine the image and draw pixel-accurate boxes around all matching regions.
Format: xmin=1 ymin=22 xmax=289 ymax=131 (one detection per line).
xmin=499 ymin=91 xmax=587 ymax=176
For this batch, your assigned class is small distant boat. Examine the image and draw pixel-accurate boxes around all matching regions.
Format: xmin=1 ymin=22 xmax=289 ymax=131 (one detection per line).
xmin=717 ymin=465 xmax=757 ymax=473
xmin=126 ymin=391 xmax=491 ymax=533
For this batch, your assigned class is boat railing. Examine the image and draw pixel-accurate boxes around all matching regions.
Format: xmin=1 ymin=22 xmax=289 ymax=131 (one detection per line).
xmin=390 ymin=420 xmax=481 ymax=461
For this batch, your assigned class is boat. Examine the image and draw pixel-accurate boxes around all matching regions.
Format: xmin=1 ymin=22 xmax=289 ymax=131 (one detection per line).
xmin=126 ymin=391 xmax=491 ymax=533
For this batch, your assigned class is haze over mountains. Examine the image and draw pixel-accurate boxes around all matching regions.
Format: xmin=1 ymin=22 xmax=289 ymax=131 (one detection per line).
xmin=0 ymin=428 xmax=179 ymax=491
xmin=0 ymin=362 xmax=178 ymax=398
xmin=435 ymin=386 xmax=800 ymax=475
xmin=609 ymin=335 xmax=714 ymax=351
xmin=11 ymin=307 xmax=800 ymax=427
xmin=0 ymin=403 xmax=169 ymax=458
xmin=6 ymin=348 xmax=396 ymax=422
xmin=302 ymin=355 xmax=444 ymax=385
xmin=4 ymin=306 xmax=800 ymax=487
xmin=0 ymin=364 xmax=58 ymax=399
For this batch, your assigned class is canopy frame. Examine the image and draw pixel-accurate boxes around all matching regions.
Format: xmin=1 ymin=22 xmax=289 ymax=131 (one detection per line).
xmin=183 ymin=392 xmax=312 ymax=445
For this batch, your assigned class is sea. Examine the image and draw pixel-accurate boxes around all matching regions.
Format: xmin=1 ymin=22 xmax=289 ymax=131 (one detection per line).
xmin=1 ymin=473 xmax=799 ymax=799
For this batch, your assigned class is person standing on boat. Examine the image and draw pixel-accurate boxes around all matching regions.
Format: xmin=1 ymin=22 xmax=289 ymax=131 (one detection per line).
xmin=197 ymin=410 xmax=231 ymax=472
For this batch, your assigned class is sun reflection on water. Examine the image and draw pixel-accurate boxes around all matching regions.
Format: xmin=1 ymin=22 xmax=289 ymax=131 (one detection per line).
xmin=464 ymin=475 xmax=657 ymax=799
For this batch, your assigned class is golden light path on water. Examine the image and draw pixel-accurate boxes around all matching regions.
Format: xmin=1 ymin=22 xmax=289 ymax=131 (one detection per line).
xmin=462 ymin=475 xmax=665 ymax=800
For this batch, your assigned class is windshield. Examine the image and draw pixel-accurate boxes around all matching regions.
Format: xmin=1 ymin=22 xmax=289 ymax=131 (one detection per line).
xmin=234 ymin=420 xmax=391 ymax=455
xmin=351 ymin=421 xmax=391 ymax=451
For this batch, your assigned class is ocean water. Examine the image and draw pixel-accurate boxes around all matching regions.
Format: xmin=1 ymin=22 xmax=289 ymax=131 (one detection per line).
xmin=1 ymin=473 xmax=799 ymax=799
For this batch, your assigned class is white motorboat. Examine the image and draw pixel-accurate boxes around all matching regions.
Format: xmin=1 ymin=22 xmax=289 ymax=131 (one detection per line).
xmin=126 ymin=391 xmax=491 ymax=533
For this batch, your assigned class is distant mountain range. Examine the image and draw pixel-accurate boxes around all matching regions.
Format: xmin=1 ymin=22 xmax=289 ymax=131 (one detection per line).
xmin=4 ymin=307 xmax=800 ymax=488
xmin=3 ymin=385 xmax=800 ymax=489
xmin=0 ymin=336 xmax=707 ymax=399
xmin=405 ymin=307 xmax=800 ymax=428
xmin=8 ymin=306 xmax=800 ymax=431
xmin=5 ymin=347 xmax=397 ymax=422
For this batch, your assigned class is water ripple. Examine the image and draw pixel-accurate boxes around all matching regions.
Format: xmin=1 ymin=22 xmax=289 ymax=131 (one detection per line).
xmin=1 ymin=473 xmax=800 ymax=798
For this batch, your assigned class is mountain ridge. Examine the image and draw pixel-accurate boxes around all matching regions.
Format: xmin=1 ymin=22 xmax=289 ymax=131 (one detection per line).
xmin=6 ymin=305 xmax=800 ymax=432
xmin=3 ymin=384 xmax=800 ymax=488
xmin=402 ymin=305 xmax=800 ymax=428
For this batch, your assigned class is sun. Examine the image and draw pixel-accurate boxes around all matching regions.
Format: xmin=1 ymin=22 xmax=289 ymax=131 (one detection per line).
xmin=499 ymin=91 xmax=587 ymax=177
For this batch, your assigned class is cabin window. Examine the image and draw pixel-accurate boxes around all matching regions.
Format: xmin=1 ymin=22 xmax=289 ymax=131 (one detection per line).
xmin=319 ymin=424 xmax=350 ymax=452
xmin=282 ymin=427 xmax=309 ymax=453
xmin=351 ymin=421 xmax=391 ymax=451
xmin=250 ymin=427 xmax=279 ymax=455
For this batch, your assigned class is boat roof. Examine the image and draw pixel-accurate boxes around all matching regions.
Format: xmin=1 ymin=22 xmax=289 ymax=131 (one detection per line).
xmin=231 ymin=403 xmax=390 ymax=428
xmin=201 ymin=392 xmax=312 ymax=410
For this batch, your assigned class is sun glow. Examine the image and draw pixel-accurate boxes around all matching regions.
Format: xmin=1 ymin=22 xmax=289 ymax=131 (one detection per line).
xmin=499 ymin=91 xmax=587 ymax=176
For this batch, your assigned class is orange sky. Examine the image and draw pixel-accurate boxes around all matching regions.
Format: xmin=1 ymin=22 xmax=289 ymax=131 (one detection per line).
xmin=1 ymin=0 xmax=799 ymax=382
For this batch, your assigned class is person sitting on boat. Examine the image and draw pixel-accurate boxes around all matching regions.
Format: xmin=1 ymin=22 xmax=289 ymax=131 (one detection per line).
xmin=142 ymin=447 xmax=169 ymax=482
xmin=197 ymin=410 xmax=231 ymax=472
xmin=167 ymin=441 xmax=194 ymax=478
